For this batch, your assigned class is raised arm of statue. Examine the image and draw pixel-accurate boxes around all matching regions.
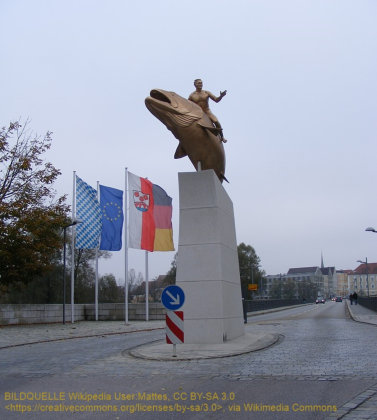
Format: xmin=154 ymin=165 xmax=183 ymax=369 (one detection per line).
xmin=208 ymin=90 xmax=227 ymax=103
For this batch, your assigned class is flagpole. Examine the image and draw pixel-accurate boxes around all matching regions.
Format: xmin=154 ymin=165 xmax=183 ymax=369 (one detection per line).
xmin=124 ymin=167 xmax=129 ymax=324
xmin=145 ymin=250 xmax=149 ymax=321
xmin=95 ymin=181 xmax=99 ymax=321
xmin=71 ymin=171 xmax=76 ymax=324
xmin=144 ymin=176 xmax=149 ymax=322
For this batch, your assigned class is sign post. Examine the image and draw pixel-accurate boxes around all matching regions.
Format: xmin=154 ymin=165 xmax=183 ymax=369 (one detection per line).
xmin=165 ymin=310 xmax=184 ymax=356
xmin=161 ymin=285 xmax=185 ymax=357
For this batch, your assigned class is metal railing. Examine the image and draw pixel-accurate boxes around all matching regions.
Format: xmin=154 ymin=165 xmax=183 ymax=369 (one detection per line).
xmin=243 ymin=299 xmax=311 ymax=313
xmin=357 ymin=297 xmax=377 ymax=312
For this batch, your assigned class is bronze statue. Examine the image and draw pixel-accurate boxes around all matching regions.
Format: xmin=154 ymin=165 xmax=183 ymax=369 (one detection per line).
xmin=145 ymin=89 xmax=228 ymax=183
xmin=188 ymin=79 xmax=227 ymax=143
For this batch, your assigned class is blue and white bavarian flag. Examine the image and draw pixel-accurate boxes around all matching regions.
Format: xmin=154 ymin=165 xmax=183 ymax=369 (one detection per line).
xmin=76 ymin=176 xmax=102 ymax=249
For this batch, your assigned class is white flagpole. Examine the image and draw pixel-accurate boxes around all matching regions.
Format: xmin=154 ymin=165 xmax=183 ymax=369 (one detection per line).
xmin=144 ymin=176 xmax=149 ymax=322
xmin=95 ymin=181 xmax=99 ymax=321
xmin=145 ymin=250 xmax=149 ymax=321
xmin=71 ymin=171 xmax=76 ymax=324
xmin=124 ymin=168 xmax=129 ymax=324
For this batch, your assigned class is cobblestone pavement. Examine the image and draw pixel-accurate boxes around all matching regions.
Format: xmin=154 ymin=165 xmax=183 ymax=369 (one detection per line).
xmin=1 ymin=302 xmax=377 ymax=419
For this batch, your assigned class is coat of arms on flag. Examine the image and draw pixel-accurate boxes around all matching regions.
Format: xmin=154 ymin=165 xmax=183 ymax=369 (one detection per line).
xmin=133 ymin=191 xmax=150 ymax=212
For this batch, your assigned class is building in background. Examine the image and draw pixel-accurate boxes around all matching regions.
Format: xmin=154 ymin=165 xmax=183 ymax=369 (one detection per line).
xmin=265 ymin=263 xmax=377 ymax=300
xmin=265 ymin=265 xmax=340 ymax=300
xmin=265 ymin=267 xmax=324 ymax=300
xmin=348 ymin=263 xmax=377 ymax=297
xmin=320 ymin=266 xmax=336 ymax=297
xmin=336 ymin=270 xmax=352 ymax=297
xmin=287 ymin=267 xmax=324 ymax=296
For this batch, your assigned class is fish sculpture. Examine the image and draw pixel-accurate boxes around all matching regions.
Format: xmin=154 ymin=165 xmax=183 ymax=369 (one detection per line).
xmin=145 ymin=89 xmax=228 ymax=183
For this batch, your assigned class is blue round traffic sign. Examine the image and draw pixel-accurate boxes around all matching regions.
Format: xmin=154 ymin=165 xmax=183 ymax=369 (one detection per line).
xmin=161 ymin=285 xmax=185 ymax=310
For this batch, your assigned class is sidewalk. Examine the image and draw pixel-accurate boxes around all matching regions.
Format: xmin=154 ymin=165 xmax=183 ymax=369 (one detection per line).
xmin=0 ymin=320 xmax=165 ymax=349
xmin=346 ymin=299 xmax=377 ymax=326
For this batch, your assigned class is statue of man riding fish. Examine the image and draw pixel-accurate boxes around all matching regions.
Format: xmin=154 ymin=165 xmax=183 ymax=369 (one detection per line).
xmin=145 ymin=79 xmax=228 ymax=183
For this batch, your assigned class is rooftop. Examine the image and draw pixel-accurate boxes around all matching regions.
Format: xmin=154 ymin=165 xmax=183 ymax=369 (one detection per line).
xmin=353 ymin=263 xmax=377 ymax=275
xmin=287 ymin=267 xmax=321 ymax=275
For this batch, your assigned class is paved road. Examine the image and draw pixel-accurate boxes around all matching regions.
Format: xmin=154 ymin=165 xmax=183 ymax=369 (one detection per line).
xmin=1 ymin=301 xmax=377 ymax=419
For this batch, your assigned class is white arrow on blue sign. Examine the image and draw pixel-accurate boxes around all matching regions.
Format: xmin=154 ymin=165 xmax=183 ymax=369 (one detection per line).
xmin=161 ymin=285 xmax=185 ymax=310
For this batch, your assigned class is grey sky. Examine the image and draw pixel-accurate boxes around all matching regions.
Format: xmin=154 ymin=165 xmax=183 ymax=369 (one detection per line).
xmin=1 ymin=0 xmax=377 ymax=283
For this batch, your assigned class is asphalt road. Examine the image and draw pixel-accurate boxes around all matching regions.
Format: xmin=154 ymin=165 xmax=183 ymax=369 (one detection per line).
xmin=1 ymin=302 xmax=377 ymax=419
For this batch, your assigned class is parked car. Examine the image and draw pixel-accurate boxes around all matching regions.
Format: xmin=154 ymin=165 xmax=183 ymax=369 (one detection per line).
xmin=316 ymin=297 xmax=325 ymax=304
xmin=335 ymin=296 xmax=343 ymax=302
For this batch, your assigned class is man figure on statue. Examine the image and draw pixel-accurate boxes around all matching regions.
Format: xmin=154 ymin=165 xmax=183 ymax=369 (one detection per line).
xmin=188 ymin=79 xmax=227 ymax=143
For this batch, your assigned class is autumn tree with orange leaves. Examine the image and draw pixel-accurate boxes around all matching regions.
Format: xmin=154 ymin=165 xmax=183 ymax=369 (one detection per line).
xmin=0 ymin=120 xmax=69 ymax=289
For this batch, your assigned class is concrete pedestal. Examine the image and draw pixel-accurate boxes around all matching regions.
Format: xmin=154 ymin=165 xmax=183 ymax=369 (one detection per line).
xmin=176 ymin=170 xmax=244 ymax=344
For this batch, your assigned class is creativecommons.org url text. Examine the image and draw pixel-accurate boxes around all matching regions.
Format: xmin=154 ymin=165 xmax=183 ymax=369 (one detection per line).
xmin=5 ymin=402 xmax=337 ymax=414
xmin=5 ymin=403 xmax=224 ymax=414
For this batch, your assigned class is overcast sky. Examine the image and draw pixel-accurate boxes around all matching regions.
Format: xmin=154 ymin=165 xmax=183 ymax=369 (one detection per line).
xmin=1 ymin=0 xmax=377 ymax=283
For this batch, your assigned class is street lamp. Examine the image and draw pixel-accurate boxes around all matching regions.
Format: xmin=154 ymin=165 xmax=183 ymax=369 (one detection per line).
xmin=62 ymin=219 xmax=82 ymax=324
xmin=357 ymin=257 xmax=369 ymax=297
xmin=364 ymin=228 xmax=376 ymax=296
xmin=366 ymin=227 xmax=377 ymax=233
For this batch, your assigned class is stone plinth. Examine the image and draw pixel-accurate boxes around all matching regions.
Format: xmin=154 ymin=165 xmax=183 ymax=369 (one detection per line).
xmin=176 ymin=170 xmax=244 ymax=344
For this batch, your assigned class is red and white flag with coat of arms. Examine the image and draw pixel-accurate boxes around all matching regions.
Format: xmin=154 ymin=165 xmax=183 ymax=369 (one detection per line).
xmin=128 ymin=171 xmax=174 ymax=252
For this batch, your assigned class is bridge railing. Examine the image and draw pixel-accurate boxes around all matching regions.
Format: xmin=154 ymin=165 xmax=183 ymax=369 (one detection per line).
xmin=357 ymin=297 xmax=377 ymax=312
xmin=244 ymin=299 xmax=311 ymax=313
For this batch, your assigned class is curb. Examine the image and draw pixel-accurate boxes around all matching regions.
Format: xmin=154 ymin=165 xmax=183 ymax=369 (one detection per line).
xmin=128 ymin=333 xmax=281 ymax=361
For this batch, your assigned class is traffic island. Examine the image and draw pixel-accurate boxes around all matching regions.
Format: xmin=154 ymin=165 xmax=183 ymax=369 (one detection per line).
xmin=128 ymin=332 xmax=280 ymax=361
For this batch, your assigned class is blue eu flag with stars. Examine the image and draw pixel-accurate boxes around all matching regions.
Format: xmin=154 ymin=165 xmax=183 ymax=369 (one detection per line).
xmin=99 ymin=185 xmax=124 ymax=251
